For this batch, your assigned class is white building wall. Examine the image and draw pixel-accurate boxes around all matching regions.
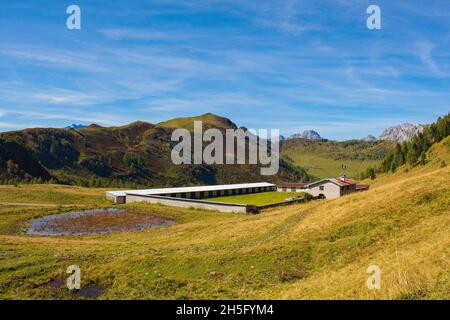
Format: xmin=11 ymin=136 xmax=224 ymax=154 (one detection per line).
xmin=305 ymin=182 xmax=341 ymax=199
xmin=126 ymin=195 xmax=248 ymax=213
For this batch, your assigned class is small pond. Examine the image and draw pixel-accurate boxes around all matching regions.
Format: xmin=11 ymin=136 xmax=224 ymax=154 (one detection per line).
xmin=27 ymin=208 xmax=174 ymax=236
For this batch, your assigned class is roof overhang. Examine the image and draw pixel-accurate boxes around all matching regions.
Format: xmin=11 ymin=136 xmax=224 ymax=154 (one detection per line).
xmin=106 ymin=182 xmax=276 ymax=198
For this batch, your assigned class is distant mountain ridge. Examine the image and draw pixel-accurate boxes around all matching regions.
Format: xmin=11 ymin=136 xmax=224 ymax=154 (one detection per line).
xmin=379 ymin=123 xmax=427 ymax=143
xmin=288 ymin=130 xmax=322 ymax=140
xmin=65 ymin=124 xmax=87 ymax=130
xmin=362 ymin=134 xmax=377 ymax=142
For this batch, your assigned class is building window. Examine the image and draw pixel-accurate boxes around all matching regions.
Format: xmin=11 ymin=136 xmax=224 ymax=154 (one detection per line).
xmin=319 ymin=186 xmax=324 ymax=191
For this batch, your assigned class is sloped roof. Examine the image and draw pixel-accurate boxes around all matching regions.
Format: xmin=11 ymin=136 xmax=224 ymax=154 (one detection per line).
xmin=106 ymin=182 xmax=276 ymax=197
xmin=337 ymin=177 xmax=359 ymax=185
xmin=307 ymin=177 xmax=359 ymax=188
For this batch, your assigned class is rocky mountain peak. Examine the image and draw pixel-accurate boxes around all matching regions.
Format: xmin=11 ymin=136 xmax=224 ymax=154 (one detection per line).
xmin=379 ymin=123 xmax=426 ymax=143
xmin=64 ymin=124 xmax=86 ymax=131
xmin=288 ymin=130 xmax=322 ymax=140
xmin=362 ymin=134 xmax=377 ymax=142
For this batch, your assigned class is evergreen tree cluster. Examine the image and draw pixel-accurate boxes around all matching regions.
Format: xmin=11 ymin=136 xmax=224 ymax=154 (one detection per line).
xmin=0 ymin=175 xmax=148 ymax=189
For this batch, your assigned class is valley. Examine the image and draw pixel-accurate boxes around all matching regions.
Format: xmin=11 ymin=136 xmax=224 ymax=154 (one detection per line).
xmin=281 ymin=138 xmax=395 ymax=179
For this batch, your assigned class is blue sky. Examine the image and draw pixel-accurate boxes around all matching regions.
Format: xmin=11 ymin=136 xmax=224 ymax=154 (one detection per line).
xmin=0 ymin=0 xmax=449 ymax=140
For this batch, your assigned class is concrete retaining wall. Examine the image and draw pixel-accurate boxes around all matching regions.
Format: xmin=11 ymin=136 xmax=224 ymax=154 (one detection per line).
xmin=106 ymin=194 xmax=126 ymax=204
xmin=126 ymin=194 xmax=249 ymax=213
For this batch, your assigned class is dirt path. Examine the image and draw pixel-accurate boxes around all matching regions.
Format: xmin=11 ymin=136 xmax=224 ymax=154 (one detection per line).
xmin=0 ymin=202 xmax=77 ymax=208
xmin=157 ymin=207 xmax=316 ymax=255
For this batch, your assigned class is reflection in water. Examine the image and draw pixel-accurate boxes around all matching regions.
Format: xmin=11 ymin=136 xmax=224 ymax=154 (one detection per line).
xmin=27 ymin=208 xmax=174 ymax=236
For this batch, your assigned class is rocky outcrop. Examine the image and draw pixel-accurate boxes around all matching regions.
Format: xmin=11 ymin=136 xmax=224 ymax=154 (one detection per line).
xmin=379 ymin=123 xmax=426 ymax=143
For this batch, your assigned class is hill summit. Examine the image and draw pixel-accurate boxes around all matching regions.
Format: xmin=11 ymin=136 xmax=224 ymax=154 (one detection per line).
xmin=156 ymin=113 xmax=237 ymax=131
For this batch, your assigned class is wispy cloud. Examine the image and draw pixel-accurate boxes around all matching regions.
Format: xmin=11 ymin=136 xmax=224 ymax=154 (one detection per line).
xmin=98 ymin=28 xmax=185 ymax=41
xmin=416 ymin=41 xmax=447 ymax=77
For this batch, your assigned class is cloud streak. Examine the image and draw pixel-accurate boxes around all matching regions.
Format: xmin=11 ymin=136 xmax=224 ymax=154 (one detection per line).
xmin=416 ymin=41 xmax=447 ymax=77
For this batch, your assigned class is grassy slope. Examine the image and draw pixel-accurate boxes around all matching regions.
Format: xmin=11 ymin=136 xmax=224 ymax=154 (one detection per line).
xmin=0 ymin=184 xmax=111 ymax=206
xmin=286 ymin=153 xmax=380 ymax=179
xmin=281 ymin=139 xmax=395 ymax=179
xmin=207 ymin=192 xmax=307 ymax=206
xmin=0 ymin=137 xmax=448 ymax=299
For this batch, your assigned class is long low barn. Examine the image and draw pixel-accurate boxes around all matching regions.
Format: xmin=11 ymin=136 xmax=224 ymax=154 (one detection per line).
xmin=106 ymin=182 xmax=277 ymax=204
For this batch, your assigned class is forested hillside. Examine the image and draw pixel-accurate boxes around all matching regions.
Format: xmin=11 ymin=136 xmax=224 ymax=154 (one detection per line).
xmin=0 ymin=114 xmax=310 ymax=187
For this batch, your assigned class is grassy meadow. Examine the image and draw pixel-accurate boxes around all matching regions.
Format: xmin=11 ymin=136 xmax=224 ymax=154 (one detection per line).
xmin=0 ymin=138 xmax=448 ymax=300
xmin=284 ymin=153 xmax=380 ymax=180
xmin=207 ymin=191 xmax=307 ymax=206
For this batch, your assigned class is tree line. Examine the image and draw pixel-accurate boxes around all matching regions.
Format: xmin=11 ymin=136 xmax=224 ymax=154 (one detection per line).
xmin=0 ymin=175 xmax=148 ymax=188
xmin=359 ymin=113 xmax=449 ymax=180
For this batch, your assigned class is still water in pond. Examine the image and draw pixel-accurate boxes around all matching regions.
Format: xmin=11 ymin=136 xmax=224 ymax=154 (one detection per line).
xmin=27 ymin=208 xmax=174 ymax=236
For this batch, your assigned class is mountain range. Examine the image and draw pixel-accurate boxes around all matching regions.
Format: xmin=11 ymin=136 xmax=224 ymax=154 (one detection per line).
xmin=1 ymin=114 xmax=431 ymax=185
xmin=288 ymin=122 xmax=428 ymax=144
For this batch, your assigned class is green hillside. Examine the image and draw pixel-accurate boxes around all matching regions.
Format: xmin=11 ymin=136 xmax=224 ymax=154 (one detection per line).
xmin=281 ymin=139 xmax=395 ymax=179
